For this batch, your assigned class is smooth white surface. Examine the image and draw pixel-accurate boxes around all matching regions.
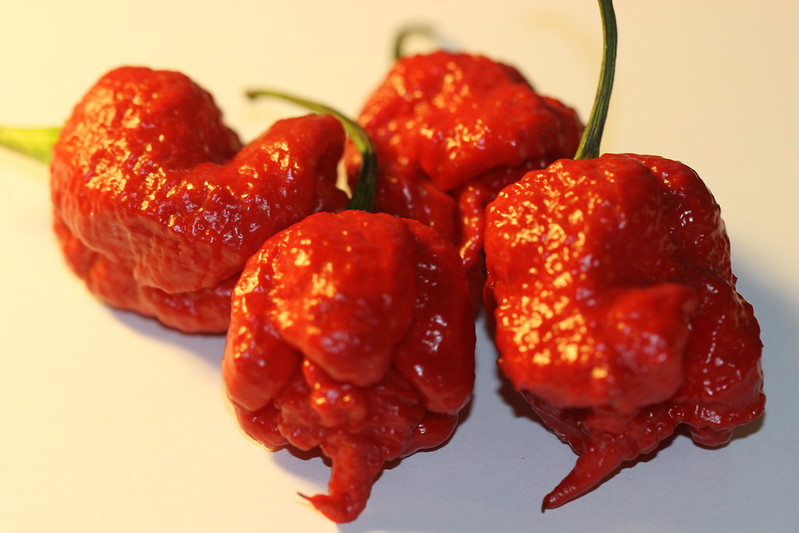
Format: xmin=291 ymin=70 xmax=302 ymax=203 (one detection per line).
xmin=1 ymin=1 xmax=797 ymax=532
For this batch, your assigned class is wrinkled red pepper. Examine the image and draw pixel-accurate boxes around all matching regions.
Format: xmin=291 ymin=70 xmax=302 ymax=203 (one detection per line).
xmin=221 ymin=96 xmax=475 ymax=523
xmin=222 ymin=209 xmax=475 ymax=522
xmin=484 ymin=0 xmax=765 ymax=510
xmin=345 ymin=50 xmax=583 ymax=302
xmin=486 ymin=153 xmax=765 ymax=509
xmin=50 ymin=66 xmax=347 ymax=332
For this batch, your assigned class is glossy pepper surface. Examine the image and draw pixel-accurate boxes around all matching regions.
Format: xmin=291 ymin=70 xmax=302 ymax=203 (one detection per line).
xmin=346 ymin=51 xmax=583 ymax=301
xmin=222 ymin=209 xmax=475 ymax=523
xmin=50 ymin=66 xmax=347 ymax=332
xmin=485 ymin=153 xmax=765 ymax=509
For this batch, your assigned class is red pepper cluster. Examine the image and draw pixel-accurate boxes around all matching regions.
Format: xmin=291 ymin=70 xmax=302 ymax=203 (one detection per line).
xmin=8 ymin=0 xmax=764 ymax=524
xmin=47 ymin=65 xmax=478 ymax=522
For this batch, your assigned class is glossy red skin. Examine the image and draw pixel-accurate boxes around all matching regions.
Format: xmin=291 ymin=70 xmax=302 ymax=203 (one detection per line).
xmin=346 ymin=51 xmax=583 ymax=304
xmin=222 ymin=210 xmax=475 ymax=523
xmin=484 ymin=153 xmax=765 ymax=509
xmin=50 ymin=66 xmax=347 ymax=332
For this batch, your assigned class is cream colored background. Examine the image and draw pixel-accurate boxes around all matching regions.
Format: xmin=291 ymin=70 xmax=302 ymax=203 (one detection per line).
xmin=2 ymin=1 xmax=797 ymax=531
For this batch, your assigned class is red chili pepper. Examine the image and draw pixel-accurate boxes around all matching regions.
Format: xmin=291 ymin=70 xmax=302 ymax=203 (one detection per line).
xmin=345 ymin=49 xmax=583 ymax=304
xmin=49 ymin=66 xmax=347 ymax=332
xmin=222 ymin=95 xmax=475 ymax=523
xmin=484 ymin=0 xmax=765 ymax=510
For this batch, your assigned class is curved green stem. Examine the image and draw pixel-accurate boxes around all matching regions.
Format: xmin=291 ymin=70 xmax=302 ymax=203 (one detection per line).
xmin=574 ymin=0 xmax=617 ymax=160
xmin=0 ymin=126 xmax=60 ymax=163
xmin=392 ymin=24 xmax=437 ymax=60
xmin=246 ymin=89 xmax=376 ymax=212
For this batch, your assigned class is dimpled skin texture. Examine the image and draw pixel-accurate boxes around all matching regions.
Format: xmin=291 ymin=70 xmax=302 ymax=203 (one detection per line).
xmin=346 ymin=51 xmax=583 ymax=303
xmin=50 ymin=66 xmax=347 ymax=332
xmin=484 ymin=153 xmax=765 ymax=509
xmin=222 ymin=210 xmax=476 ymax=523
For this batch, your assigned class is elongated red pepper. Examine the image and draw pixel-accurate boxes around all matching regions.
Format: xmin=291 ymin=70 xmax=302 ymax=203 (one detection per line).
xmin=345 ymin=49 xmax=583 ymax=303
xmin=484 ymin=0 xmax=764 ymax=510
xmin=49 ymin=66 xmax=347 ymax=332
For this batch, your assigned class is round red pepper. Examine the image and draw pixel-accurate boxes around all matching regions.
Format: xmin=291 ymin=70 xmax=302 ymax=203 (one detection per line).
xmin=50 ymin=66 xmax=347 ymax=332
xmin=345 ymin=50 xmax=583 ymax=304
xmin=484 ymin=0 xmax=765 ymax=510
xmin=222 ymin=209 xmax=475 ymax=522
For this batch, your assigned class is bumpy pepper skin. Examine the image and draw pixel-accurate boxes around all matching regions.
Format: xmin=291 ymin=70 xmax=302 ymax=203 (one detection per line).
xmin=222 ymin=210 xmax=475 ymax=523
xmin=346 ymin=51 xmax=583 ymax=302
xmin=484 ymin=153 xmax=765 ymax=509
xmin=50 ymin=66 xmax=347 ymax=332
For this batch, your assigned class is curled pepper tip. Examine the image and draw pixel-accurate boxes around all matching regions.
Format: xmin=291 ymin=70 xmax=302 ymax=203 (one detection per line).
xmin=300 ymin=491 xmax=363 ymax=524
xmin=541 ymin=489 xmax=568 ymax=512
xmin=540 ymin=484 xmax=575 ymax=512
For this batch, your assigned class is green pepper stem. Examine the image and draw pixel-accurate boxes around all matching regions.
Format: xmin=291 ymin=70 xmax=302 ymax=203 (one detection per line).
xmin=392 ymin=24 xmax=437 ymax=60
xmin=574 ymin=0 xmax=617 ymax=160
xmin=245 ymin=89 xmax=376 ymax=212
xmin=0 ymin=126 xmax=61 ymax=163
